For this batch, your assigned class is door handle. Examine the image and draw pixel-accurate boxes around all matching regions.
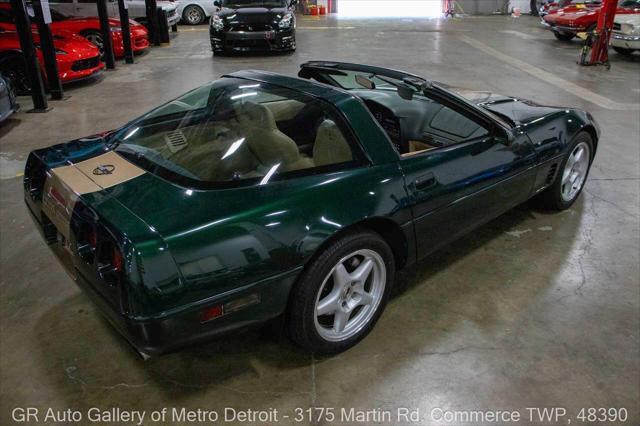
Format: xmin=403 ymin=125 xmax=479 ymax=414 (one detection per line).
xmin=414 ymin=173 xmax=436 ymax=191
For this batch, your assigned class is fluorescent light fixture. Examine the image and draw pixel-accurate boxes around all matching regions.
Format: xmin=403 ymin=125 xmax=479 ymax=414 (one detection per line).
xmin=259 ymin=163 xmax=281 ymax=185
xmin=221 ymin=138 xmax=246 ymax=159
xmin=231 ymin=92 xmax=258 ymax=100
xmin=239 ymin=84 xmax=260 ymax=89
xmin=123 ymin=127 xmax=140 ymax=140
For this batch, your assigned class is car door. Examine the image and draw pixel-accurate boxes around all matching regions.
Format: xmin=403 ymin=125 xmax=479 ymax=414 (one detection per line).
xmin=297 ymin=61 xmax=538 ymax=257
xmin=399 ymin=98 xmax=537 ymax=257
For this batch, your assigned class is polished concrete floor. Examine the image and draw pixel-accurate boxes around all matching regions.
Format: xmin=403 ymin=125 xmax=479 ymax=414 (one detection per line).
xmin=1 ymin=14 xmax=638 ymax=426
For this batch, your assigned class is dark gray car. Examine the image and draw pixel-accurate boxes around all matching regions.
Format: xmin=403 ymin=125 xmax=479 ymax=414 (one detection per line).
xmin=0 ymin=73 xmax=19 ymax=123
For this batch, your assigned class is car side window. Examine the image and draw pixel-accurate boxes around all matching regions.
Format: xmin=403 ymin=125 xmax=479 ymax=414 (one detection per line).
xmin=403 ymin=100 xmax=490 ymax=157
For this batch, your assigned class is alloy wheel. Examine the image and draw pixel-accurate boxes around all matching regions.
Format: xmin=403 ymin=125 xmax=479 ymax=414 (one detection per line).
xmin=85 ymin=32 xmax=105 ymax=56
xmin=561 ymin=141 xmax=590 ymax=202
xmin=314 ymin=249 xmax=386 ymax=342
xmin=184 ymin=6 xmax=204 ymax=25
xmin=0 ymin=56 xmax=30 ymax=94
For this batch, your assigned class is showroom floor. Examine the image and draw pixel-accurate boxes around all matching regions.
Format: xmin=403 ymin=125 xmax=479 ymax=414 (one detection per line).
xmin=1 ymin=14 xmax=639 ymax=425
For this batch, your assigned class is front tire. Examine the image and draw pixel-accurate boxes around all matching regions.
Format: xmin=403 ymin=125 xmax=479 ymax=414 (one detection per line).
xmin=537 ymin=131 xmax=594 ymax=210
xmin=287 ymin=230 xmax=394 ymax=354
xmin=0 ymin=54 xmax=31 ymax=95
xmin=182 ymin=5 xmax=206 ymax=25
xmin=553 ymin=31 xmax=575 ymax=41
xmin=612 ymin=46 xmax=635 ymax=56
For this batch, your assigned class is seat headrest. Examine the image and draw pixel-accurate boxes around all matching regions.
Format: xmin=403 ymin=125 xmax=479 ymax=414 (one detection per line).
xmin=233 ymin=101 xmax=277 ymax=130
xmin=313 ymin=119 xmax=353 ymax=166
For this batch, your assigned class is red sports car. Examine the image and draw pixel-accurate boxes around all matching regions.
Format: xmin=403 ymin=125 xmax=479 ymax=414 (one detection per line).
xmin=0 ymin=3 xmax=149 ymax=58
xmin=0 ymin=29 xmax=104 ymax=94
xmin=538 ymin=0 xmax=574 ymax=17
xmin=542 ymin=0 xmax=640 ymax=40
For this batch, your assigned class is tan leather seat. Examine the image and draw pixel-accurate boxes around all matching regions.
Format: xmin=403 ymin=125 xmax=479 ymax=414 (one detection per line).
xmin=313 ymin=120 xmax=352 ymax=166
xmin=233 ymin=101 xmax=313 ymax=172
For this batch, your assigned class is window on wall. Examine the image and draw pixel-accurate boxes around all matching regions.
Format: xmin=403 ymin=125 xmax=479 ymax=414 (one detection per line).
xmin=337 ymin=0 xmax=442 ymax=17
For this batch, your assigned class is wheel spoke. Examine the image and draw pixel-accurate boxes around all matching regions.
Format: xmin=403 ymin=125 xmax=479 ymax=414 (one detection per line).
xmin=317 ymin=291 xmax=340 ymax=316
xmin=570 ymin=171 xmax=579 ymax=185
xmin=561 ymin=167 xmax=572 ymax=184
xmin=574 ymin=147 xmax=584 ymax=164
xmin=333 ymin=263 xmax=351 ymax=291
xmin=350 ymin=258 xmax=373 ymax=283
xmin=356 ymin=291 xmax=373 ymax=307
xmin=333 ymin=309 xmax=349 ymax=333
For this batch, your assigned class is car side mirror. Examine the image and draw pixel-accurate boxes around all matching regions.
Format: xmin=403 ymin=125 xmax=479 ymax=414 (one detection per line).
xmin=502 ymin=128 xmax=515 ymax=145
xmin=214 ymin=0 xmax=221 ymax=7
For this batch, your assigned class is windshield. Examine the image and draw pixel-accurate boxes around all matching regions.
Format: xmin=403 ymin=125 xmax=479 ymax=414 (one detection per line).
xmin=109 ymin=78 xmax=359 ymax=188
xmin=222 ymin=0 xmax=288 ymax=8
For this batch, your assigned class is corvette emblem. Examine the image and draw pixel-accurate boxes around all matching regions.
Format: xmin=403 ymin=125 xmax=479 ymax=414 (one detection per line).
xmin=93 ymin=164 xmax=115 ymax=175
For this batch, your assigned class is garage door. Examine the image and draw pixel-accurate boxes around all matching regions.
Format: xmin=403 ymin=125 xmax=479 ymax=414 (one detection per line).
xmin=337 ymin=0 xmax=443 ymax=17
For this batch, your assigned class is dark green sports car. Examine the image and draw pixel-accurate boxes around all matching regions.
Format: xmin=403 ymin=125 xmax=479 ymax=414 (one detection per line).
xmin=24 ymin=61 xmax=599 ymax=356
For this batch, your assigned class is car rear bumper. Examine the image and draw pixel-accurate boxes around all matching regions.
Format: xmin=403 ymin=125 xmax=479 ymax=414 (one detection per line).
xmin=611 ymin=32 xmax=640 ymax=50
xmin=26 ymin=197 xmax=298 ymax=357
xmin=210 ymin=28 xmax=295 ymax=52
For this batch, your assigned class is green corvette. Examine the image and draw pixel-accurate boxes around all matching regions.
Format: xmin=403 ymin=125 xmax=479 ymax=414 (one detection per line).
xmin=24 ymin=61 xmax=599 ymax=356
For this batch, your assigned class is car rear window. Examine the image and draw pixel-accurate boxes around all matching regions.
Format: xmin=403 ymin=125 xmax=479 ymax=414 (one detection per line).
xmin=110 ymin=77 xmax=364 ymax=188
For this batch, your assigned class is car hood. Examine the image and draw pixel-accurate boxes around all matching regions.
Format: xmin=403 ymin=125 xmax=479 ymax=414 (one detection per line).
xmin=450 ymin=88 xmax=565 ymax=125
xmin=218 ymin=6 xmax=289 ymax=22
xmin=615 ymin=13 xmax=640 ymax=24
xmin=52 ymin=32 xmax=100 ymax=57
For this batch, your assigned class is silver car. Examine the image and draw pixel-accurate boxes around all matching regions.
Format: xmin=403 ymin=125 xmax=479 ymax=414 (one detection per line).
xmin=177 ymin=0 xmax=216 ymax=25
xmin=0 ymin=73 xmax=19 ymax=124
xmin=49 ymin=0 xmax=181 ymax=28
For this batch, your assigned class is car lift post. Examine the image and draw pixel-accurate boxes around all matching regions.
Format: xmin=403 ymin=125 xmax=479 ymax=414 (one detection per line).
xmin=31 ymin=0 xmax=64 ymax=100
xmin=117 ymin=0 xmax=134 ymax=64
xmin=579 ymin=0 xmax=617 ymax=67
xmin=144 ymin=0 xmax=160 ymax=46
xmin=96 ymin=0 xmax=116 ymax=69
xmin=9 ymin=0 xmax=48 ymax=111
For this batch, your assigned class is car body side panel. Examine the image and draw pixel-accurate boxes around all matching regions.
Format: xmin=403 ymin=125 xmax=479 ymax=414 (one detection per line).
xmin=98 ymin=162 xmax=411 ymax=319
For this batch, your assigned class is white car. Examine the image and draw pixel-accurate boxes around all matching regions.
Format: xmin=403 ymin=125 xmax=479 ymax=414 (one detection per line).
xmin=611 ymin=14 xmax=640 ymax=55
xmin=176 ymin=0 xmax=215 ymax=25
xmin=49 ymin=0 xmax=181 ymax=28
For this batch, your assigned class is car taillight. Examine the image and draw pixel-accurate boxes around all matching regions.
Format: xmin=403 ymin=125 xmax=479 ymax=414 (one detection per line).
xmin=112 ymin=246 xmax=123 ymax=272
xmin=87 ymin=227 xmax=97 ymax=249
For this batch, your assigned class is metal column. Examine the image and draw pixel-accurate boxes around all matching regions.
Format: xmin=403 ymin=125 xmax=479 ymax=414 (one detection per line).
xmin=8 ymin=0 xmax=48 ymax=111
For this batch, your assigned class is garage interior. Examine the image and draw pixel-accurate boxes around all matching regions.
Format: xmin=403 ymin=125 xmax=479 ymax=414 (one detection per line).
xmin=0 ymin=1 xmax=639 ymax=424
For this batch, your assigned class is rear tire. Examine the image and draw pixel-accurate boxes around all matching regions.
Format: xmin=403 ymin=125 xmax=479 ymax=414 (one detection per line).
xmin=182 ymin=5 xmax=206 ymax=25
xmin=554 ymin=31 xmax=575 ymax=41
xmin=536 ymin=131 xmax=594 ymax=211
xmin=612 ymin=46 xmax=635 ymax=56
xmin=287 ymin=230 xmax=394 ymax=354
xmin=0 ymin=53 xmax=31 ymax=95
